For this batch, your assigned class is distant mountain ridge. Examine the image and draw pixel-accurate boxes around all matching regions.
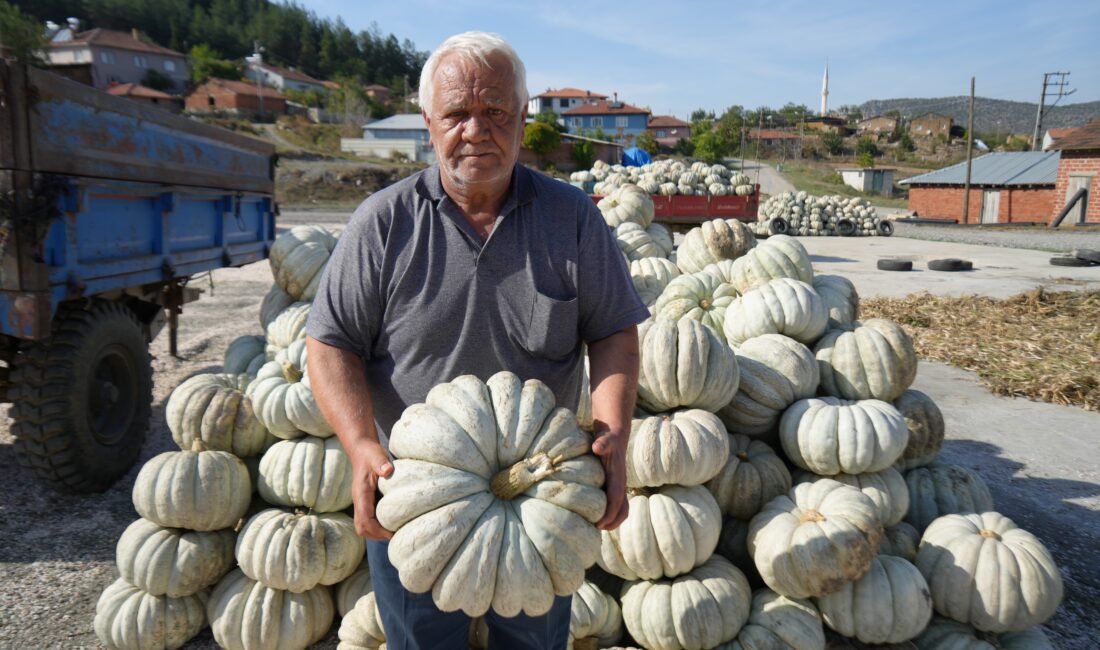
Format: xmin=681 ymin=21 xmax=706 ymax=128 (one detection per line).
xmin=858 ymin=97 xmax=1100 ymax=135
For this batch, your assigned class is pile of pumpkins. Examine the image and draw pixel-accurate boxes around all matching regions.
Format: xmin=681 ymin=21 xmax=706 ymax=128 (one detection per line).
xmin=93 ymin=184 xmax=1065 ymax=650
xmin=571 ymin=160 xmax=755 ymax=197
xmin=754 ymin=191 xmax=890 ymax=238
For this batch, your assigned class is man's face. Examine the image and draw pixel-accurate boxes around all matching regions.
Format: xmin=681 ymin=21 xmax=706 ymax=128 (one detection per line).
xmin=424 ymin=52 xmax=526 ymax=191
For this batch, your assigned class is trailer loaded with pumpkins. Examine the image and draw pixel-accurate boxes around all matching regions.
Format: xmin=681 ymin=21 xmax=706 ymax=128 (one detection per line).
xmin=0 ymin=60 xmax=276 ymax=492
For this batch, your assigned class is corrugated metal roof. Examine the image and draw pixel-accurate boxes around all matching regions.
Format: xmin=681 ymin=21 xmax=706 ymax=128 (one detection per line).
xmin=362 ymin=114 xmax=428 ymax=130
xmin=898 ymin=151 xmax=1061 ymax=187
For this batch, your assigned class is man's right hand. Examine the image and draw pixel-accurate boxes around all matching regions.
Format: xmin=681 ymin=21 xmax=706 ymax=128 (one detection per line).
xmin=350 ymin=440 xmax=395 ymax=540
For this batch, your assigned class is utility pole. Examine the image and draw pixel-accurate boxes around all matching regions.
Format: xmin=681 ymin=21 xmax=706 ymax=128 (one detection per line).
xmin=962 ymin=77 xmax=975 ymax=224
xmin=1031 ymin=72 xmax=1075 ymax=151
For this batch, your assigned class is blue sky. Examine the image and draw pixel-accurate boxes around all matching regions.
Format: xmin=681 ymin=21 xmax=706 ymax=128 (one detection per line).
xmin=303 ymin=0 xmax=1099 ymax=120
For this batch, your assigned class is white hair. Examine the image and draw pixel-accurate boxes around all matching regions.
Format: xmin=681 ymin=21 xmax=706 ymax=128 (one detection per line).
xmin=418 ymin=31 xmax=528 ymax=114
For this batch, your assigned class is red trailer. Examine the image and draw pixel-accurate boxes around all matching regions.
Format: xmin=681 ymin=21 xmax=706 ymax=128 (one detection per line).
xmin=592 ymin=186 xmax=760 ymax=231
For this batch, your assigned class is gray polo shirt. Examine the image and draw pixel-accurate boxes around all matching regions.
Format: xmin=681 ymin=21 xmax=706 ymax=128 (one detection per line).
xmin=306 ymin=164 xmax=649 ymax=440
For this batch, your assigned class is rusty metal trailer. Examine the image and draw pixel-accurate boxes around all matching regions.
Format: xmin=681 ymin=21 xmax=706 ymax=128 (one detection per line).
xmin=591 ymin=186 xmax=760 ymax=230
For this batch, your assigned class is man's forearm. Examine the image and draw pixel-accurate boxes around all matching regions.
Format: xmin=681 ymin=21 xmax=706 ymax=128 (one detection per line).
xmin=587 ymin=326 xmax=640 ymax=438
xmin=306 ymin=336 xmax=381 ymax=452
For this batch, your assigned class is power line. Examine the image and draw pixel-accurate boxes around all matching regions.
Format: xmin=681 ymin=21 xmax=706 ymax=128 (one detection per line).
xmin=1031 ymin=72 xmax=1075 ymax=151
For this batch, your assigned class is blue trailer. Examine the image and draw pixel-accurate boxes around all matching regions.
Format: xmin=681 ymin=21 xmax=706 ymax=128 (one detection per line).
xmin=0 ymin=62 xmax=276 ymax=491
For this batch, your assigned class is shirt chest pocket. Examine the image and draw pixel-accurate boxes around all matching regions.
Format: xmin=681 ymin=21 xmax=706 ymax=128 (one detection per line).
xmin=525 ymin=291 xmax=579 ymax=360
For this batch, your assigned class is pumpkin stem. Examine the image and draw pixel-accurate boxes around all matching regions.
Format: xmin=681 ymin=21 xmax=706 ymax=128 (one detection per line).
xmin=627 ymin=487 xmax=650 ymax=498
xmin=799 ymin=509 xmax=827 ymax=524
xmin=490 ymin=453 xmax=563 ymax=500
xmin=190 ymin=438 xmax=206 ymax=453
xmin=979 ymin=529 xmax=1002 ymax=541
xmin=573 ymin=637 xmax=599 ymax=650
xmin=281 ymin=361 xmax=303 ymax=384
xmin=736 ymin=451 xmax=749 ymax=462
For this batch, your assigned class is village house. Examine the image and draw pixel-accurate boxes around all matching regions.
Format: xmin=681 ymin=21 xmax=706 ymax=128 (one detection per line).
xmin=107 ymin=83 xmax=182 ymax=112
xmin=803 ymin=116 xmax=849 ymax=135
xmin=857 ymin=115 xmax=899 ymax=137
xmin=244 ymin=63 xmax=328 ymax=93
xmin=563 ymin=97 xmax=650 ymax=144
xmin=647 ymin=115 xmax=692 ymax=150
xmin=45 ymin=23 xmax=188 ymax=92
xmin=909 ymin=112 xmax=953 ymax=139
xmin=363 ymin=84 xmax=392 ymax=103
xmin=528 ymin=88 xmax=607 ymax=115
xmin=340 ymin=114 xmax=435 ymax=163
xmin=1050 ymin=116 xmax=1100 ymax=224
xmin=184 ymin=78 xmax=287 ymax=120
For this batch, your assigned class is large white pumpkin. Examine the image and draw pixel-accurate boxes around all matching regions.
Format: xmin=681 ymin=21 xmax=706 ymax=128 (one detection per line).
xmin=814 ymin=319 xmax=918 ymax=402
xmin=335 ymin=560 xmax=372 ymax=617
xmin=598 ymin=184 xmax=655 ymax=229
xmin=626 ymin=410 xmax=729 ymax=488
xmin=880 ymin=522 xmax=922 ymax=562
xmin=795 ymin=467 xmax=910 ymax=527
xmin=707 ymin=434 xmax=792 ymax=520
xmin=815 ymin=554 xmax=933 ymax=644
xmin=165 ymin=373 xmax=269 ymax=457
xmin=94 ymin=578 xmax=207 ymax=650
xmin=717 ymin=334 xmax=819 ymax=437
xmin=904 ymin=463 xmax=993 ymax=532
xmin=616 ymin=222 xmax=667 ymax=261
xmin=723 ymin=278 xmax=828 ymax=347
xmin=376 ymin=372 xmax=606 ymax=617
xmin=893 ymin=390 xmax=945 ymax=471
xmin=132 ymin=441 xmax=251 ymax=532
xmin=247 ymin=339 xmax=334 ymax=439
xmin=637 ymin=318 xmax=740 ymax=413
xmin=264 ymin=302 xmax=311 ymax=359
xmin=570 ymin=581 xmax=623 ymax=648
xmin=913 ymin=617 xmax=1055 ymax=650
xmin=647 ymin=223 xmax=674 ymax=258
xmin=727 ymin=235 xmax=813 ymax=294
xmin=916 ymin=512 xmax=1063 ymax=633
xmin=675 ymin=218 xmax=758 ymax=274
xmin=224 ymin=335 xmax=267 ymax=376
xmin=236 ymin=508 xmax=363 ymax=593
xmin=207 ymin=569 xmax=334 ymax=650
xmin=116 ymin=518 xmax=236 ymax=598
xmin=748 ymin=480 xmax=883 ymax=599
xmin=257 ymin=435 xmax=353 ymax=513
xmin=630 ymin=257 xmax=681 ymax=305
xmin=654 ymin=272 xmax=739 ymax=335
xmin=269 ymin=225 xmax=338 ymax=301
xmin=621 ymin=555 xmax=752 ymax=650
xmin=780 ymin=397 xmax=909 ymax=476
xmin=812 ymin=274 xmax=859 ymax=330
xmin=338 ymin=591 xmax=386 ymax=650
xmin=721 ymin=589 xmax=825 ymax=650
xmin=597 ymin=484 xmax=722 ymax=581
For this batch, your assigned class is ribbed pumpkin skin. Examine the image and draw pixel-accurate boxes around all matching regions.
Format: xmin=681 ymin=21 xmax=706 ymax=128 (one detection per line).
xmin=617 ymin=222 xmax=666 ymax=261
xmin=236 ymin=509 xmax=363 ymax=593
xmin=816 ymin=555 xmax=933 ymax=644
xmin=264 ymin=302 xmax=311 ymax=359
xmin=569 ymin=581 xmax=623 ymax=648
xmin=166 ymin=373 xmax=269 ymax=457
xmin=647 ymin=223 xmax=674 ymax=258
xmin=727 ymin=235 xmax=813 ymax=294
xmin=880 ymin=522 xmax=922 ymax=561
xmin=637 ymin=318 xmax=740 ymax=413
xmin=917 ymin=513 xmax=1063 ymax=634
xmin=718 ymin=334 xmax=819 ymax=436
xmin=599 ymin=184 xmax=655 ymax=228
xmin=720 ymin=588 xmax=825 ymax=650
xmin=813 ymin=274 xmax=859 ymax=330
xmin=116 ymin=518 xmax=236 ymax=598
xmin=748 ymin=480 xmax=883 ymax=599
xmin=904 ymin=463 xmax=993 ymax=532
xmin=338 ymin=591 xmax=386 ymax=650
xmin=207 ymin=569 xmax=334 ymax=650
xmin=621 ymin=555 xmax=752 ymax=650
xmin=598 ymin=484 xmax=722 ymax=581
xmin=94 ymin=578 xmax=207 ymax=650
xmin=723 ymin=278 xmax=828 ymax=347
xmin=716 ymin=517 xmax=754 ymax=574
xmin=814 ymin=319 xmax=918 ymax=402
xmin=707 ymin=434 xmax=792 ymax=520
xmin=257 ymin=435 xmax=353 ymax=513
xmin=780 ymin=397 xmax=909 ymax=476
xmin=630 ymin=257 xmax=681 ymax=302
xmin=893 ymin=390 xmax=945 ymax=471
xmin=676 ymin=218 xmax=758 ymax=274
xmin=626 ymin=410 xmax=729 ymax=488
xmin=259 ymin=284 xmax=295 ymax=331
xmin=795 ymin=467 xmax=910 ymax=527
xmin=335 ymin=560 xmax=371 ymax=617
xmin=224 ymin=335 xmax=267 ymax=376
xmin=247 ymin=339 xmax=334 ymax=439
xmin=913 ymin=617 xmax=1055 ymax=650
xmin=269 ymin=225 xmax=338 ymax=301
xmin=655 ymin=272 xmax=739 ymax=334
xmin=132 ymin=447 xmax=251 ymax=531
xmin=376 ymin=372 xmax=606 ymax=618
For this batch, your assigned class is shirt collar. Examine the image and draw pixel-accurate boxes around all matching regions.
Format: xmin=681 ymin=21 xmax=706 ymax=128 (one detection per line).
xmin=417 ymin=163 xmax=538 ymax=214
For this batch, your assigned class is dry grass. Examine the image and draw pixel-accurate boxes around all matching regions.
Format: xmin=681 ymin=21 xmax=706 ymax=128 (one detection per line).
xmin=861 ymin=289 xmax=1100 ymax=411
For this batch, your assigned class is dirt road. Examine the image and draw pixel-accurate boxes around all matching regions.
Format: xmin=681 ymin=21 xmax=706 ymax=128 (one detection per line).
xmin=725 ymin=158 xmax=795 ymax=196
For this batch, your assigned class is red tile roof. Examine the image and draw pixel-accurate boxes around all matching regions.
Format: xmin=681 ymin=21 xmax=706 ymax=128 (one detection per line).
xmin=261 ymin=63 xmax=326 ymax=86
xmin=50 ymin=29 xmax=184 ymax=58
xmin=1052 ymin=117 xmax=1100 ymax=151
xmin=563 ymin=99 xmax=649 ymax=116
xmin=107 ymin=82 xmax=175 ymax=99
xmin=1047 ymin=127 xmax=1076 ymax=139
xmin=649 ymin=115 xmax=690 ymax=128
xmin=195 ymin=78 xmax=286 ymax=100
xmin=535 ymin=87 xmax=608 ymax=99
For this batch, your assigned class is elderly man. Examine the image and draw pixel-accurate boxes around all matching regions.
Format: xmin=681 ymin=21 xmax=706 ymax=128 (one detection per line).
xmin=306 ymin=31 xmax=648 ymax=649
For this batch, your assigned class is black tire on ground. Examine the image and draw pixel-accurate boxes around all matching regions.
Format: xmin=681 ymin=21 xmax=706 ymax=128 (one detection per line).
xmin=8 ymin=301 xmax=152 ymax=492
xmin=1050 ymin=256 xmax=1097 ymax=267
xmin=769 ymin=217 xmax=790 ymax=235
xmin=836 ymin=218 xmax=856 ymax=237
xmin=1072 ymin=248 xmax=1100 ymax=264
xmin=877 ymin=258 xmax=913 ymax=271
xmin=877 ymin=220 xmax=895 ymax=236
xmin=928 ymin=258 xmax=973 ymax=272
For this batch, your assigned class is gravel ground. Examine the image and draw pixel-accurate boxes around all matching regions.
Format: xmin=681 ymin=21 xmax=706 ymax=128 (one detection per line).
xmin=0 ymin=209 xmax=1095 ymax=649
xmin=893 ymin=222 xmax=1100 ymax=254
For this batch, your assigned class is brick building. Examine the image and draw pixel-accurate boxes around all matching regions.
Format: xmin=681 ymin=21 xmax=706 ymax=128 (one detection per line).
xmin=899 ymin=151 xmax=1059 ymax=224
xmin=909 ymin=113 xmax=953 ymax=139
xmin=185 ymin=78 xmax=287 ymax=119
xmin=1050 ymin=116 xmax=1100 ymax=224
xmin=857 ymin=115 xmax=898 ymax=137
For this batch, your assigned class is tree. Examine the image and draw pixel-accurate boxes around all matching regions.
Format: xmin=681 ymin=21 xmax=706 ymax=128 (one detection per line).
xmin=715 ymin=106 xmax=744 ymax=156
xmin=778 ymin=102 xmax=810 ymax=127
xmin=856 ymin=136 xmax=878 ymax=157
xmin=858 ymin=151 xmax=875 ymax=168
xmin=821 ymin=131 xmax=844 ymax=156
xmin=534 ymin=110 xmax=566 ymax=133
xmin=523 ymin=121 xmax=561 ymax=166
xmin=0 ymin=1 xmax=46 ymax=63
xmin=570 ymin=138 xmax=595 ymax=169
xmin=898 ymin=131 xmax=915 ymax=152
xmin=143 ymin=69 xmax=176 ymax=92
xmin=635 ymin=130 xmax=658 ymax=155
xmin=188 ymin=44 xmax=240 ymax=84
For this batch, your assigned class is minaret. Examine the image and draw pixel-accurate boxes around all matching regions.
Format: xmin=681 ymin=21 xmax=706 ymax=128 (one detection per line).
xmin=820 ymin=60 xmax=829 ymax=116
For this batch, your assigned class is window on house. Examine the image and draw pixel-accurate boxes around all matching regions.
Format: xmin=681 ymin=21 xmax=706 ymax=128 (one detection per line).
xmin=134 ymin=55 xmax=148 ymax=68
xmin=559 ymin=98 xmax=569 ymax=108
xmin=99 ymin=51 xmax=115 ymax=64
xmin=657 ymin=130 xmax=666 ymax=138
xmin=616 ymin=116 xmax=628 ymax=128
xmin=163 ymin=60 xmax=176 ymax=72
xmin=207 ymin=95 xmax=215 ymax=107
xmin=570 ymin=117 xmax=583 ymax=128
xmin=591 ymin=117 xmax=603 ymax=128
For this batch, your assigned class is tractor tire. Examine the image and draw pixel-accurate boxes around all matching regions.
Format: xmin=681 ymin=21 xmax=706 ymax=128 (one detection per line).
xmin=836 ymin=218 xmax=857 ymax=237
xmin=8 ymin=301 xmax=152 ymax=492
xmin=1072 ymin=248 xmax=1100 ymax=264
xmin=877 ymin=258 xmax=913 ymax=271
xmin=928 ymin=258 xmax=973 ymax=272
xmin=1049 ymin=256 xmax=1096 ymax=267
xmin=876 ymin=220 xmax=895 ymax=237
xmin=769 ymin=217 xmax=790 ymax=236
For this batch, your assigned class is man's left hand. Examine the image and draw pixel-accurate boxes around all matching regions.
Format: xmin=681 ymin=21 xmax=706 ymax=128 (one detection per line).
xmin=592 ymin=431 xmax=629 ymax=530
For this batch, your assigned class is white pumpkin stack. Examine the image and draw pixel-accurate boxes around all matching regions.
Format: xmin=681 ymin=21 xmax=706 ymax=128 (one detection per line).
xmin=755 ymin=191 xmax=885 ymax=237
xmin=584 ymin=160 xmax=755 ymax=197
